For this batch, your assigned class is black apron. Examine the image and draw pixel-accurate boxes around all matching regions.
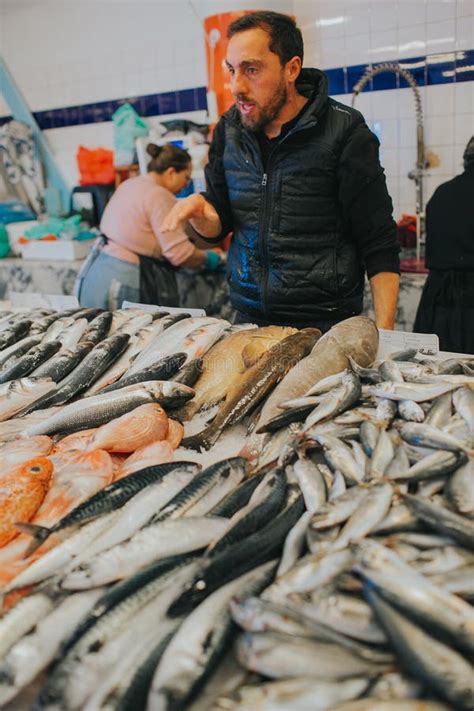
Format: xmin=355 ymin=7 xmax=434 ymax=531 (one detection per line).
xmin=414 ymin=269 xmax=474 ymax=354
xmin=138 ymin=254 xmax=180 ymax=307
xmin=100 ymin=234 xmax=180 ymax=307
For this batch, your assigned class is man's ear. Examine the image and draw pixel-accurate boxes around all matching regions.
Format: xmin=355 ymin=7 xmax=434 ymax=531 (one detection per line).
xmin=286 ymin=56 xmax=302 ymax=84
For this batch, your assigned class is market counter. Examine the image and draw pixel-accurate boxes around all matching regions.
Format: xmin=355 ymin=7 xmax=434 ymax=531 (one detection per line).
xmin=0 ymin=257 xmax=425 ymax=331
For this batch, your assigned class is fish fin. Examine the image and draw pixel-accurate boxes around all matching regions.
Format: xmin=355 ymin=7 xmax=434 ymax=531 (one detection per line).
xmin=181 ymin=424 xmax=220 ymax=451
xmin=15 ymin=522 xmax=51 ymax=557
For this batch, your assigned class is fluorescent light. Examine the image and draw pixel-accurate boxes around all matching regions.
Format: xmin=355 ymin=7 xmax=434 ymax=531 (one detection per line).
xmin=316 ymin=16 xmax=346 ymax=28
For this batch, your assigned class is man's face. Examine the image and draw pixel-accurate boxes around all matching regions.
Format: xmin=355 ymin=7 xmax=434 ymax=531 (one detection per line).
xmin=226 ymin=28 xmax=288 ymax=132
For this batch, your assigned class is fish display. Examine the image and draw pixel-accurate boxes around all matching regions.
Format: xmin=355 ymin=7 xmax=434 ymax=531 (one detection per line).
xmin=0 ymin=308 xmax=472 ymax=710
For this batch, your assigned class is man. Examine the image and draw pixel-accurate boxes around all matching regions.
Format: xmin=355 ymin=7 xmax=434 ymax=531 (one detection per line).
xmin=414 ymin=136 xmax=474 ymax=353
xmin=162 ymin=11 xmax=400 ymax=331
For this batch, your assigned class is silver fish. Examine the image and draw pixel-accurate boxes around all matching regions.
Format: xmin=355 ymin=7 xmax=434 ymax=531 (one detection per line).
xmin=398 ymin=400 xmax=425 ymax=422
xmin=304 ymin=372 xmax=361 ymax=430
xmin=446 ymin=460 xmax=474 ymax=517
xmin=368 ymin=381 xmax=459 ymax=402
xmin=399 ymin=422 xmax=473 ymax=454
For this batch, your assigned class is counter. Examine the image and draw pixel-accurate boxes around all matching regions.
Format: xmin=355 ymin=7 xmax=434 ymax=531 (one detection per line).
xmin=0 ymin=257 xmax=425 ymax=331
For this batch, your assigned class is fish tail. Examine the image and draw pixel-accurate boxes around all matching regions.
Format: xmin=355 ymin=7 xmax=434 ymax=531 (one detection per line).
xmin=15 ymin=522 xmax=52 ymax=557
xmin=181 ymin=423 xmax=220 ymax=451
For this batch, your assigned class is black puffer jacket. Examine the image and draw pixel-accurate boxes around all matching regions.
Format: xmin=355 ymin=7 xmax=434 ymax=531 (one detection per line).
xmin=205 ymin=68 xmax=399 ymax=326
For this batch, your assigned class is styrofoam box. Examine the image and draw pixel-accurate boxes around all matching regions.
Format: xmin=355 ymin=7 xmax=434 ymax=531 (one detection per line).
xmin=5 ymin=221 xmax=40 ymax=255
xmin=18 ymin=239 xmax=95 ymax=261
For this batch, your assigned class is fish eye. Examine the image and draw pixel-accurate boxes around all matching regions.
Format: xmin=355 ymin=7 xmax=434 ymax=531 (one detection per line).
xmin=31 ymin=466 xmax=41 ymax=473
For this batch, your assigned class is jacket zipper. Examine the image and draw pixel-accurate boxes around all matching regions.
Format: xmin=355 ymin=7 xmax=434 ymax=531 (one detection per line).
xmin=257 ymin=120 xmax=318 ymax=317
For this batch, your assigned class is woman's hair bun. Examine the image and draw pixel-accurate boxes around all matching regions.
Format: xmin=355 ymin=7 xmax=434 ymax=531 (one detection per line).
xmin=146 ymin=143 xmax=162 ymax=158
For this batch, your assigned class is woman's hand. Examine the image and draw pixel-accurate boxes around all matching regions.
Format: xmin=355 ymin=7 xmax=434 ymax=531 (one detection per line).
xmin=161 ymin=194 xmax=222 ymax=238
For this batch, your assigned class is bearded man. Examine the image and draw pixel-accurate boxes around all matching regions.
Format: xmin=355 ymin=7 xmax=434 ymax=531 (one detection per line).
xmin=162 ymin=11 xmax=400 ymax=331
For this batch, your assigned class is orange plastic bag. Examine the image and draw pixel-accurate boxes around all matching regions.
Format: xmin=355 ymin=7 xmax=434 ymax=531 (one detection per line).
xmin=76 ymin=146 xmax=115 ymax=186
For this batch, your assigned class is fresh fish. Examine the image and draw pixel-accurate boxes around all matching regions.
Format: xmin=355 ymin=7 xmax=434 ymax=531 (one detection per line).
xmin=411 ymin=546 xmax=473 ymax=576
xmin=17 ymin=460 xmax=191 ymax=557
xmin=403 ymin=494 xmax=474 ymax=550
xmin=3 ymin=512 xmax=118 ymax=592
xmin=264 ymin=549 xmax=352 ymax=600
xmin=374 ymin=398 xmax=398 ymax=429
xmin=431 ymin=565 xmax=474 ymax=599
xmin=370 ymin=428 xmax=394 ymax=478
xmin=23 ymin=381 xmax=193 ymax=437
xmin=235 ymin=631 xmax=384 ymax=680
xmin=99 ymin=352 xmax=186 ymax=394
xmin=306 ymin=369 xmax=353 ymax=396
xmin=178 ymin=326 xmax=296 ymax=421
xmin=360 ymin=420 xmax=380 ymax=456
xmin=353 ymin=539 xmax=474 ymax=655
xmin=31 ymin=342 xmax=93 ymax=383
xmin=368 ymin=381 xmax=459 ymax=402
xmin=57 ymin=317 xmax=89 ymax=350
xmin=216 ymin=677 xmax=370 ymax=711
xmin=168 ymin=489 xmax=305 ymax=617
xmin=0 ymin=590 xmax=103 ymax=706
xmin=62 ymin=516 xmax=229 ymax=587
xmin=185 ymin=329 xmax=321 ymax=449
xmin=319 ymin=434 xmax=365 ymax=485
xmin=301 ymin=372 xmax=361 ymax=432
xmin=42 ymin=316 xmax=76 ymax=343
xmin=84 ymin=323 xmax=162 ymax=395
xmin=172 ymin=357 xmax=203 ymax=387
xmin=0 ymin=457 xmax=53 ymax=547
xmin=446 ymin=460 xmax=474 ymax=517
xmin=311 ymin=486 xmax=368 ymax=529
xmin=150 ymin=457 xmax=248 ymax=523
xmin=85 ymin=403 xmax=169 ymax=452
xmin=0 ymin=592 xmax=54 ymax=659
xmin=389 ymin=449 xmax=467 ymax=482
xmin=331 ymin=482 xmax=393 ymax=551
xmin=424 ymin=391 xmax=453 ymax=427
xmin=300 ymin=591 xmax=387 ymax=645
xmin=210 ymin=475 xmax=263 ymax=519
xmin=37 ymin=559 xmax=201 ymax=711
xmin=277 ymin=511 xmax=312 ymax=576
xmin=367 ymin=588 xmax=474 ymax=710
xmin=67 ymin=463 xmax=200 ymax=563
xmin=452 ymin=386 xmax=474 ymax=437
xmin=207 ymin=470 xmax=287 ymax=556
xmin=0 ymin=340 xmax=62 ymax=384
xmin=0 ymin=319 xmax=32 ymax=349
xmin=25 ymin=332 xmax=131 ymax=410
xmin=127 ymin=317 xmax=225 ymax=375
xmin=256 ymin=316 xmax=378 ymax=432
xmin=79 ymin=311 xmax=113 ymax=345
xmin=399 ymin=422 xmax=473 ymax=454
xmin=0 ymin=435 xmax=53 ymax=468
xmin=348 ymin=356 xmax=382 ymax=383
xmin=147 ymin=562 xmax=276 ymax=711
xmin=0 ymin=335 xmax=42 ymax=370
xmin=379 ymin=360 xmax=404 ymax=382
xmin=119 ymin=440 xmax=175 ymax=477
xmin=398 ymin=400 xmax=425 ymax=422
xmin=292 ymin=458 xmax=327 ymax=513
xmin=0 ymin=377 xmax=56 ymax=423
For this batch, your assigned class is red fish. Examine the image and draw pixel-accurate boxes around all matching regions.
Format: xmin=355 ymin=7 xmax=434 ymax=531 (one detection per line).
xmin=0 ymin=458 xmax=53 ymax=547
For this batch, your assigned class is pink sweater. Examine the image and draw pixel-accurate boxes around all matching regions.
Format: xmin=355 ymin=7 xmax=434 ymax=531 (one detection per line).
xmin=100 ymin=174 xmax=195 ymax=266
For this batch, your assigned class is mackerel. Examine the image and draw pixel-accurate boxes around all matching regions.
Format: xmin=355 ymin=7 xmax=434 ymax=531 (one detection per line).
xmin=99 ymin=352 xmax=186 ymax=394
xmin=18 ymin=461 xmax=193 ymax=556
xmin=0 ymin=340 xmax=62 ymax=384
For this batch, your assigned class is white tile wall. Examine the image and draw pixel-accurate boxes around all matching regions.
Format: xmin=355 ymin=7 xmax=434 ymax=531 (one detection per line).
xmin=1 ymin=0 xmax=473 ymax=208
xmin=295 ymin=0 xmax=474 ymax=220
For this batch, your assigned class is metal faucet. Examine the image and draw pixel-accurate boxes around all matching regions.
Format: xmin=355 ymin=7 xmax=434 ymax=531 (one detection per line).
xmin=352 ymin=63 xmax=426 ymax=263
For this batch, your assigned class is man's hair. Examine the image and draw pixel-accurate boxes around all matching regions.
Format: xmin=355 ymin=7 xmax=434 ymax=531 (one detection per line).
xmin=227 ymin=11 xmax=304 ymax=66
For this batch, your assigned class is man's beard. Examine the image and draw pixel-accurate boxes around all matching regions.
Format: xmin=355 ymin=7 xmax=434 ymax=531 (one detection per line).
xmin=239 ymin=81 xmax=288 ymax=132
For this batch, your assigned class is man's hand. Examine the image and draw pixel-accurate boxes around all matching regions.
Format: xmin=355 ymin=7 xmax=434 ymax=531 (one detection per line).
xmin=161 ymin=194 xmax=222 ymax=239
xmin=369 ymin=272 xmax=400 ymax=330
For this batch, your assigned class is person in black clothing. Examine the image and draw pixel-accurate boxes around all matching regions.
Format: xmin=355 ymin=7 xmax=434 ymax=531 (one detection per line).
xmin=414 ymin=136 xmax=474 ymax=354
xmin=162 ymin=11 xmax=400 ymax=331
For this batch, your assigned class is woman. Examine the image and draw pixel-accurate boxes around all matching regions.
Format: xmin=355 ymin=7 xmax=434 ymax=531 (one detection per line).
xmin=414 ymin=136 xmax=474 ymax=354
xmin=76 ymin=143 xmax=223 ymax=309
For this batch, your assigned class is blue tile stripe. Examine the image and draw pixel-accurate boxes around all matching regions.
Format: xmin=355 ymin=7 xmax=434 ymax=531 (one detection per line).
xmin=0 ymin=49 xmax=472 ymax=130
